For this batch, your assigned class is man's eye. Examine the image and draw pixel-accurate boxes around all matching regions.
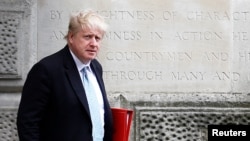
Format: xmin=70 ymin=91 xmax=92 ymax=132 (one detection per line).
xmin=95 ymin=36 xmax=101 ymax=41
xmin=84 ymin=35 xmax=91 ymax=39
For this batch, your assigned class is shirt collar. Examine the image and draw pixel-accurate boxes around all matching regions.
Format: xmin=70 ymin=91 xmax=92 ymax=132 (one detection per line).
xmin=69 ymin=49 xmax=92 ymax=72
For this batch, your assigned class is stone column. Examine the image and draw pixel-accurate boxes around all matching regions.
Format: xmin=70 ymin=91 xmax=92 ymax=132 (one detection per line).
xmin=0 ymin=0 xmax=37 ymax=140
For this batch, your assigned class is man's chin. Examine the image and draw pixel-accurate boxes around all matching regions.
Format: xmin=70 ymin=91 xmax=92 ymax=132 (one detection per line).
xmin=88 ymin=55 xmax=96 ymax=60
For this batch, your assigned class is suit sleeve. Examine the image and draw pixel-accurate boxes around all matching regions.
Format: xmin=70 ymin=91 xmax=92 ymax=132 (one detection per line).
xmin=16 ymin=62 xmax=51 ymax=141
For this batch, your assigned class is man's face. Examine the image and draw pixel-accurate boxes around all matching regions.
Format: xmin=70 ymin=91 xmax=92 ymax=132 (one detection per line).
xmin=68 ymin=28 xmax=103 ymax=64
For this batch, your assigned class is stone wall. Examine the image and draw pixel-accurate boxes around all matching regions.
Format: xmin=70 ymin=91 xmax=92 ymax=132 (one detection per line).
xmin=0 ymin=0 xmax=250 ymax=141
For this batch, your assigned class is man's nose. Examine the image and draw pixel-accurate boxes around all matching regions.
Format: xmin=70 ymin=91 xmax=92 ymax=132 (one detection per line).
xmin=90 ymin=37 xmax=98 ymax=46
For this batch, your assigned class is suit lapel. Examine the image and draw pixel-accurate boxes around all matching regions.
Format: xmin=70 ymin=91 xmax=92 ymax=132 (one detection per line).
xmin=63 ymin=47 xmax=91 ymax=118
xmin=62 ymin=46 xmax=111 ymax=125
xmin=90 ymin=62 xmax=109 ymax=107
xmin=90 ymin=63 xmax=105 ymax=95
xmin=90 ymin=62 xmax=112 ymax=122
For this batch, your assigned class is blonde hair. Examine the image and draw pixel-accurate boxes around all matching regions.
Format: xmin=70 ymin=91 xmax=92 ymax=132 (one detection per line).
xmin=64 ymin=9 xmax=108 ymax=40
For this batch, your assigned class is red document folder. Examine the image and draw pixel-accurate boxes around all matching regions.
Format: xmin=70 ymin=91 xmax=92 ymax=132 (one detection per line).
xmin=111 ymin=108 xmax=134 ymax=141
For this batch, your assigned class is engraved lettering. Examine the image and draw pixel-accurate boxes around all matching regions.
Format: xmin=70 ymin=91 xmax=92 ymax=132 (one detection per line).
xmin=105 ymin=52 xmax=192 ymax=61
xmin=50 ymin=10 xmax=63 ymax=20
xmin=238 ymin=52 xmax=250 ymax=62
xmin=212 ymin=72 xmax=240 ymax=81
xmin=233 ymin=32 xmax=248 ymax=41
xmin=98 ymin=10 xmax=154 ymax=20
xmin=171 ymin=72 xmax=206 ymax=80
xmin=150 ymin=32 xmax=163 ymax=40
xmin=162 ymin=11 xmax=177 ymax=20
xmin=105 ymin=52 xmax=161 ymax=61
xmin=233 ymin=11 xmax=250 ymax=21
xmin=186 ymin=11 xmax=230 ymax=21
xmin=174 ymin=31 xmax=222 ymax=40
xmin=50 ymin=31 xmax=65 ymax=40
xmin=104 ymin=31 xmax=141 ymax=40
xmin=103 ymin=71 xmax=163 ymax=80
xmin=202 ymin=52 xmax=229 ymax=61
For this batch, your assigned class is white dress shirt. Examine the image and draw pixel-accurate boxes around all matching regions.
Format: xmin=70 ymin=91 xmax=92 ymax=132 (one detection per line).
xmin=70 ymin=50 xmax=105 ymax=127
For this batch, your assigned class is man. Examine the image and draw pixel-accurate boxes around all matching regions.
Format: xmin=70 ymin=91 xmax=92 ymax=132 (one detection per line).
xmin=17 ymin=10 xmax=113 ymax=141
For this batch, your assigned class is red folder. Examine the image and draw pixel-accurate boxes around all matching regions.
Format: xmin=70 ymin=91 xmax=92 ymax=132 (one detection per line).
xmin=111 ymin=108 xmax=134 ymax=141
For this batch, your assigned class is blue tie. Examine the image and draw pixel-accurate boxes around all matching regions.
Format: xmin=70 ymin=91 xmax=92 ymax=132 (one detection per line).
xmin=81 ymin=67 xmax=104 ymax=141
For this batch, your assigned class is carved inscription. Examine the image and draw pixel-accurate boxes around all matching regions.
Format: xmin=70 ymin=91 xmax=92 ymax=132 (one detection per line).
xmin=38 ymin=3 xmax=250 ymax=91
xmin=103 ymin=70 xmax=163 ymax=81
xmin=47 ymin=10 xmax=250 ymax=41
xmin=103 ymin=71 xmax=241 ymax=81
xmin=97 ymin=10 xmax=250 ymax=21
xmin=50 ymin=10 xmax=63 ymax=20
xmin=104 ymin=51 xmax=192 ymax=61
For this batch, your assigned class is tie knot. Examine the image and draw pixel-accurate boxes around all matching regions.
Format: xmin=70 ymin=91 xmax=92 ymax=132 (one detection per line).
xmin=81 ymin=66 xmax=90 ymax=80
xmin=82 ymin=66 xmax=90 ymax=73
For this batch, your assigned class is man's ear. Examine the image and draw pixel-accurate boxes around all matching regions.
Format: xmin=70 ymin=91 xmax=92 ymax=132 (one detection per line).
xmin=68 ymin=31 xmax=74 ymax=44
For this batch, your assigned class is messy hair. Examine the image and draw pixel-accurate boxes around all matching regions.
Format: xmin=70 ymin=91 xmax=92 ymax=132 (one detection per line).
xmin=64 ymin=9 xmax=108 ymax=40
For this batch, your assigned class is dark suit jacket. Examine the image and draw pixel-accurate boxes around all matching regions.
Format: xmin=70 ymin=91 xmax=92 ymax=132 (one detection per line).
xmin=17 ymin=46 xmax=113 ymax=141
